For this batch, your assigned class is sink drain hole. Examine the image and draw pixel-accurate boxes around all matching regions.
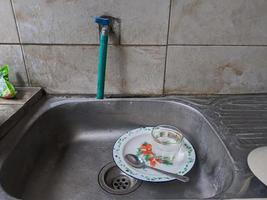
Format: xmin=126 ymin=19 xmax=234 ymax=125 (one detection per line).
xmin=112 ymin=176 xmax=131 ymax=191
xmin=98 ymin=162 xmax=142 ymax=195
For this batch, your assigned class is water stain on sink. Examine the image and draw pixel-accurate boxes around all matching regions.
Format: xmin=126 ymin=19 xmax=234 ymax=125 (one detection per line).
xmin=0 ymin=100 xmax=234 ymax=199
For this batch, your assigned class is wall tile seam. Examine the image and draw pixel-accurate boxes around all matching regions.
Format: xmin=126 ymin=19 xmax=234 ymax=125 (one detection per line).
xmin=168 ymin=44 xmax=267 ymax=47
xmin=163 ymin=0 xmax=172 ymax=96
xmin=2 ymin=43 xmax=267 ymax=47
xmin=9 ymin=0 xmax=31 ymax=86
xmin=0 ymin=43 xmax=168 ymax=46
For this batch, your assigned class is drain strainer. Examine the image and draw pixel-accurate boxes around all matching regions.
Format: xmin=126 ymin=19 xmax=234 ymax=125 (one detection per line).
xmin=98 ymin=162 xmax=142 ymax=195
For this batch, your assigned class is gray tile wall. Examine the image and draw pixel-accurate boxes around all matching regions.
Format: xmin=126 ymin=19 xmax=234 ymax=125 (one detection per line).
xmin=1 ymin=0 xmax=267 ymax=94
xmin=24 ymin=45 xmax=165 ymax=94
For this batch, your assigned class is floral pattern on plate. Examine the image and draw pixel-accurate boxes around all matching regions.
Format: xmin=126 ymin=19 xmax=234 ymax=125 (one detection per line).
xmin=136 ymin=142 xmax=174 ymax=167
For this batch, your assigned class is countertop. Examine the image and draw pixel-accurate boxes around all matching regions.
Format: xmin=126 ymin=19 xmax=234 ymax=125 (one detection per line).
xmin=0 ymin=87 xmax=43 ymax=139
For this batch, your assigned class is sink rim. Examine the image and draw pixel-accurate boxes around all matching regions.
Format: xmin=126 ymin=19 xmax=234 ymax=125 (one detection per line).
xmin=0 ymin=96 xmax=237 ymax=199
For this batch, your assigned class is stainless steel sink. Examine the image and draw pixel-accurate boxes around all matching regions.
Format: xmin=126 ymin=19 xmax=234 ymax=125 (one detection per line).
xmin=0 ymin=98 xmax=236 ymax=199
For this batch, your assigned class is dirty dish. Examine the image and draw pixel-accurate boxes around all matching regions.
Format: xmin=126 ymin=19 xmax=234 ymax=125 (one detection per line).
xmin=113 ymin=127 xmax=196 ymax=182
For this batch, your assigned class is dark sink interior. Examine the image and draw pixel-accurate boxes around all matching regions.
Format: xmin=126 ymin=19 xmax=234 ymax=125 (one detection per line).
xmin=0 ymin=100 xmax=234 ymax=199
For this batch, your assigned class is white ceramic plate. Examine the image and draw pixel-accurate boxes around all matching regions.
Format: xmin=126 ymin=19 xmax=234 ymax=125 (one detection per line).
xmin=113 ymin=127 xmax=196 ymax=182
xmin=248 ymin=146 xmax=267 ymax=186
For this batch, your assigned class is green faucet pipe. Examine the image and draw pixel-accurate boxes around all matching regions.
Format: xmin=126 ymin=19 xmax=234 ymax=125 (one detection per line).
xmin=96 ymin=26 xmax=109 ymax=99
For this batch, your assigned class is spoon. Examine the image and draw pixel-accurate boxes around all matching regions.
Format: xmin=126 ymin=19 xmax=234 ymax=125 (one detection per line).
xmin=124 ymin=154 xmax=190 ymax=182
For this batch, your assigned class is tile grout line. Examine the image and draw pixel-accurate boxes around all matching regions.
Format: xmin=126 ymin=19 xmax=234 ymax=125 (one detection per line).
xmin=162 ymin=0 xmax=172 ymax=95
xmin=168 ymin=44 xmax=267 ymax=47
xmin=0 ymin=43 xmax=166 ymax=47
xmin=9 ymin=0 xmax=31 ymax=86
xmin=0 ymin=43 xmax=267 ymax=47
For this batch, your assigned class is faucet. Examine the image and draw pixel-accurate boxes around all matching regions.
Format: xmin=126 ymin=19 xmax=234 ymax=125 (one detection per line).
xmin=94 ymin=16 xmax=111 ymax=99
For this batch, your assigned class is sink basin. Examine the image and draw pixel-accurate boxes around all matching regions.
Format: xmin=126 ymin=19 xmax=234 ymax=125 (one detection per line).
xmin=0 ymin=99 xmax=234 ymax=199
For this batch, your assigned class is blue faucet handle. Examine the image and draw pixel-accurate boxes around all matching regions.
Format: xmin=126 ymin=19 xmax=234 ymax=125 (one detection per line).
xmin=94 ymin=17 xmax=111 ymax=26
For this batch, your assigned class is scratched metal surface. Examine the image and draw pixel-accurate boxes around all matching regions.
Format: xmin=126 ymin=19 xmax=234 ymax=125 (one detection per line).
xmin=214 ymin=96 xmax=267 ymax=146
xmin=178 ymin=95 xmax=267 ymax=169
xmin=181 ymin=95 xmax=267 ymax=144
xmin=173 ymin=95 xmax=267 ymax=198
xmin=0 ymin=94 xmax=266 ymax=199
